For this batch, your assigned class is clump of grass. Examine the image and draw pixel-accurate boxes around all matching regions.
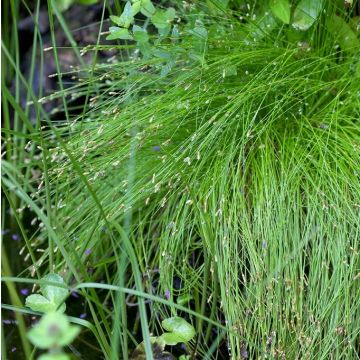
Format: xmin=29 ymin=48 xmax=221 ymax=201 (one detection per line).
xmin=2 ymin=1 xmax=360 ymax=359
xmin=41 ymin=3 xmax=360 ymax=357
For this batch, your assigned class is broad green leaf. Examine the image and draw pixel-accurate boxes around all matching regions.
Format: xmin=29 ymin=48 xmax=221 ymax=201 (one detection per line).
xmin=133 ymin=25 xmax=149 ymax=43
xmin=159 ymin=332 xmax=182 ymax=346
xmin=292 ymin=0 xmax=324 ymax=31
xmin=140 ymin=0 xmax=156 ymax=17
xmin=188 ymin=26 xmax=208 ymax=40
xmin=25 ymin=274 xmax=67 ymax=313
xmin=106 ymin=27 xmax=134 ymax=41
xmin=25 ymin=294 xmax=66 ymax=313
xmin=110 ymin=15 xmax=123 ymax=26
xmin=270 ymin=0 xmax=291 ymax=24
xmin=123 ymin=1 xmax=134 ymax=19
xmin=165 ymin=8 xmax=176 ymax=21
xmin=40 ymin=274 xmax=68 ymax=308
xmin=110 ymin=2 xmax=134 ymax=28
xmin=131 ymin=0 xmax=141 ymax=15
xmin=27 ymin=312 xmax=78 ymax=349
xmin=327 ymin=15 xmax=359 ymax=52
xmin=161 ymin=317 xmax=196 ymax=344
xmin=151 ymin=8 xmax=176 ymax=30
xmin=151 ymin=11 xmax=168 ymax=29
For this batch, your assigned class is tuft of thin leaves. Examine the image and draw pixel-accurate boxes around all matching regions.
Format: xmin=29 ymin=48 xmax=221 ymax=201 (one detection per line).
xmin=2 ymin=1 xmax=360 ymax=359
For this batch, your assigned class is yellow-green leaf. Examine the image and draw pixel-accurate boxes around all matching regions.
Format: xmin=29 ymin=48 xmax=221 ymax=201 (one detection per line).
xmin=292 ymin=0 xmax=324 ymax=31
xmin=270 ymin=0 xmax=290 ymax=24
xmin=327 ymin=15 xmax=359 ymax=52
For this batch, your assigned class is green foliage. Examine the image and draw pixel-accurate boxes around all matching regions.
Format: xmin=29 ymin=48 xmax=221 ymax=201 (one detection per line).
xmin=107 ymin=27 xmax=134 ymax=41
xmin=133 ymin=25 xmax=149 ymax=43
xmin=151 ymin=8 xmax=176 ymax=31
xmin=2 ymin=0 xmax=360 ymax=359
xmin=46 ymin=3 xmax=359 ymax=356
xmin=160 ymin=317 xmax=196 ymax=345
xmin=25 ymin=276 xmax=79 ymax=359
xmin=292 ymin=0 xmax=324 ymax=30
xmin=28 ymin=312 xmax=80 ymax=360
xmin=270 ymin=0 xmax=290 ymax=24
xmin=28 ymin=312 xmax=80 ymax=349
xmin=131 ymin=317 xmax=195 ymax=359
xmin=187 ymin=23 xmax=208 ymax=40
xmin=110 ymin=3 xmax=134 ymax=29
xmin=136 ymin=0 xmax=156 ymax=17
xmin=327 ymin=15 xmax=359 ymax=52
xmin=106 ymin=1 xmax=176 ymax=50
xmin=25 ymin=274 xmax=68 ymax=314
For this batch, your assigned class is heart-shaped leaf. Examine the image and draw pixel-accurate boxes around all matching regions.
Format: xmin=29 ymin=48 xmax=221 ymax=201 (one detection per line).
xmin=130 ymin=318 xmax=195 ymax=358
xmin=270 ymin=0 xmax=291 ymax=24
xmin=159 ymin=332 xmax=183 ymax=346
xmin=41 ymin=274 xmax=68 ymax=305
xmin=292 ymin=0 xmax=324 ymax=31
xmin=25 ymin=274 xmax=68 ymax=313
xmin=25 ymin=294 xmax=66 ymax=313
xmin=160 ymin=317 xmax=196 ymax=345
